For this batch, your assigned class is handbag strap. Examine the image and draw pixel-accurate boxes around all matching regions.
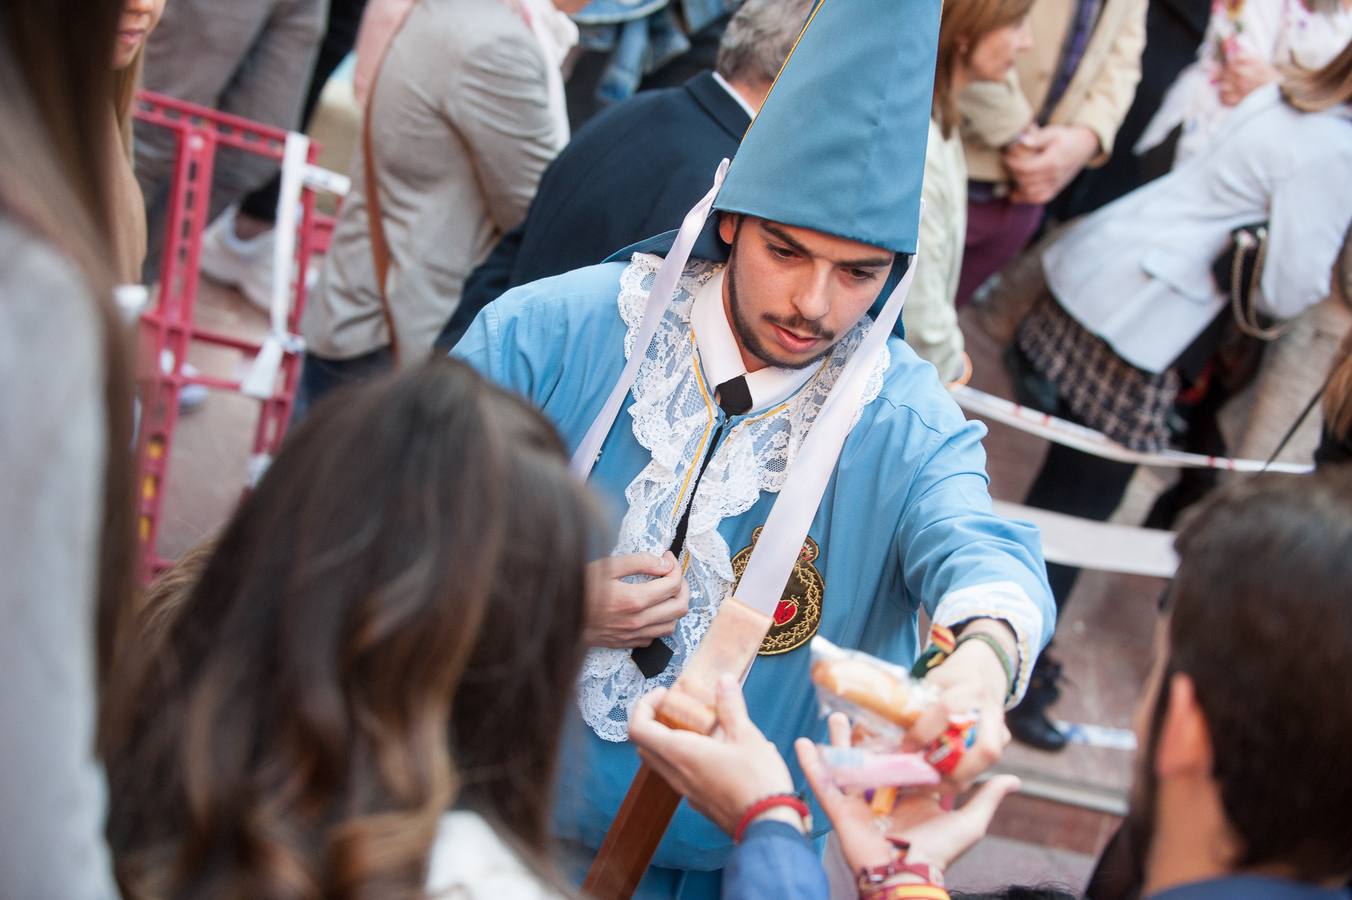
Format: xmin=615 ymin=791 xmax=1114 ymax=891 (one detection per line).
xmin=1230 ymin=226 xmax=1294 ymax=342
xmin=361 ymin=35 xmax=406 ymax=365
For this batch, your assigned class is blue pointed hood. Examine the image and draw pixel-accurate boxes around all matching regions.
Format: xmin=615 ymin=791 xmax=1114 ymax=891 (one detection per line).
xmin=606 ymin=0 xmax=939 ymax=267
xmin=714 ymin=0 xmax=939 ymax=256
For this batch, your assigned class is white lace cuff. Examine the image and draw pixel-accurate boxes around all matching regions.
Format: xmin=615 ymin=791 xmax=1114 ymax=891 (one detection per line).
xmin=931 ymin=581 xmax=1046 ymax=708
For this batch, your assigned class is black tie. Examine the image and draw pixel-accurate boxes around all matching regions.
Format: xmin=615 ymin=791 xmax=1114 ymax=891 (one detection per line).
xmin=716 ymin=375 xmax=752 ymax=417
xmin=631 ymin=376 xmax=753 ymax=678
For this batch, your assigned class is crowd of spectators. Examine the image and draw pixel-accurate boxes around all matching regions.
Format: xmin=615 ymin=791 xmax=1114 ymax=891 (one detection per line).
xmin=2 ymin=0 xmax=1352 ymax=897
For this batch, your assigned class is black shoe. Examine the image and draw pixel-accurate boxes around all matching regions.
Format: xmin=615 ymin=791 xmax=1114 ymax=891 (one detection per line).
xmin=1008 ymin=656 xmax=1068 ymax=752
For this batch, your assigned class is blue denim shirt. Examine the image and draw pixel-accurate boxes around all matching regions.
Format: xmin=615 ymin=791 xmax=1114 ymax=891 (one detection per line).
xmin=573 ymin=0 xmax=734 ymax=105
xmin=1150 ymin=877 xmax=1352 ymax=900
xmin=722 ymin=822 xmax=827 ymax=900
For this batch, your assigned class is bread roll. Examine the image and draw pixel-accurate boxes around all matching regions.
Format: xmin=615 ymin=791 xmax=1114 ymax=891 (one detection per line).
xmin=810 ymin=657 xmax=922 ymax=727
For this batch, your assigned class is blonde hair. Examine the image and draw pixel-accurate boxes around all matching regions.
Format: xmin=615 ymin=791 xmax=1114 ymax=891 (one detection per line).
xmin=932 ymin=0 xmax=1036 ymax=137
xmin=1282 ymin=37 xmax=1352 ymax=112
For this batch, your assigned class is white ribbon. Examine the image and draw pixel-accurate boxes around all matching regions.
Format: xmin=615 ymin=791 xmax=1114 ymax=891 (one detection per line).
xmin=951 ymin=384 xmax=1314 ymax=475
xmin=242 ymin=131 xmax=310 ymax=400
xmin=570 ymin=158 xmax=731 ymax=476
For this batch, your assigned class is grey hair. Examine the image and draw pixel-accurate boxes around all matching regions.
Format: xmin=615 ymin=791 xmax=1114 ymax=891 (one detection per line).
xmin=715 ymin=0 xmax=814 ymax=87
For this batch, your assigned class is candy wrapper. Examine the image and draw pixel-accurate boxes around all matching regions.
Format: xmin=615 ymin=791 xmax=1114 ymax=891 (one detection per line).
xmin=818 ymin=746 xmax=941 ymax=791
xmin=810 ymin=637 xmax=982 ymax=792
xmin=809 ymin=636 xmax=937 ymax=745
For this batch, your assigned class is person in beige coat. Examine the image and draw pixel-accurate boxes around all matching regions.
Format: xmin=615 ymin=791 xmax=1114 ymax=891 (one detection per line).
xmin=955 ymin=0 xmax=1146 ymax=304
xmin=296 ymin=0 xmax=579 ymax=417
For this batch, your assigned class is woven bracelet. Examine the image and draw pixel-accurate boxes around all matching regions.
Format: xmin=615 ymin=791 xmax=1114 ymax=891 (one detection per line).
xmin=954 ymin=632 xmax=1016 ymax=702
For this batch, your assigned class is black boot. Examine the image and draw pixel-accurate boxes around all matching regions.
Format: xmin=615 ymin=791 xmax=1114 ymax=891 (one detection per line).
xmin=1007 ymin=654 xmax=1068 ymax=752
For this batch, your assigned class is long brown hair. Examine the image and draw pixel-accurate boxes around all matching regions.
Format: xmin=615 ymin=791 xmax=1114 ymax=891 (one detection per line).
xmin=1282 ymin=36 xmax=1352 ymax=112
xmin=932 ymin=0 xmax=1035 ymax=137
xmin=1324 ymin=327 xmax=1352 ymax=445
xmin=0 ymin=1 xmax=137 ymax=686
xmin=102 ymin=359 xmax=599 ymax=899
xmin=113 ymin=52 xmax=145 ymax=158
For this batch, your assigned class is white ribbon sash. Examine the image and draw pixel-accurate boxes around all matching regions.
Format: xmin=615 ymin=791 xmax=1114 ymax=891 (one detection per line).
xmin=570 ymin=159 xmax=731 ymax=476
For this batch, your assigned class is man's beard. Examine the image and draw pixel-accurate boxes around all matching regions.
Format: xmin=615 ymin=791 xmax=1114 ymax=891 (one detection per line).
xmin=726 ymin=240 xmax=838 ymax=371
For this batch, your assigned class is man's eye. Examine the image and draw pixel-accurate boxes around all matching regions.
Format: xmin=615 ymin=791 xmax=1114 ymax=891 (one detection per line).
xmin=848 ymin=268 xmax=880 ymax=282
xmin=768 ymin=245 xmax=796 ymax=260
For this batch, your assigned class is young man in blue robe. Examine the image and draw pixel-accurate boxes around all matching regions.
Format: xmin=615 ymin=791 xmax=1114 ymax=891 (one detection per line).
xmin=455 ymin=0 xmax=1056 ymax=894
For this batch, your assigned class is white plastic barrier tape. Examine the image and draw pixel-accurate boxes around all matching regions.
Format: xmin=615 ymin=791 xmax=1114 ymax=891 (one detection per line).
xmin=242 ymin=132 xmax=311 ymax=400
xmin=952 ymin=384 xmax=1313 ymax=475
xmin=993 ymin=500 xmax=1179 ymax=578
xmin=303 ymin=163 xmax=350 ymax=197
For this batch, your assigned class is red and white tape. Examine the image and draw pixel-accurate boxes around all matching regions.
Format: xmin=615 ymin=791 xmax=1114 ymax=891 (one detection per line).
xmin=951 ymin=384 xmax=1313 ymax=475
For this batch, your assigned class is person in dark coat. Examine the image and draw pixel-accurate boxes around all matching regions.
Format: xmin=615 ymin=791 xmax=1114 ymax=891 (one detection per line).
xmin=435 ymin=0 xmax=810 ymax=351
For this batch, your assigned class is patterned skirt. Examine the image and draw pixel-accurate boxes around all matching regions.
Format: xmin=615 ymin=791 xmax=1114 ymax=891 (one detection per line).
xmin=1017 ymin=297 xmax=1180 ymax=453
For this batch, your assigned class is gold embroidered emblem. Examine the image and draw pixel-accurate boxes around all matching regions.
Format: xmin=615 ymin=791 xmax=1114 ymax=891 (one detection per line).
xmin=730 ymin=527 xmax=825 ymax=656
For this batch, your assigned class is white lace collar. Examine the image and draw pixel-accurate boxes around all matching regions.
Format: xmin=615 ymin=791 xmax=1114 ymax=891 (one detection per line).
xmin=580 ymin=253 xmax=889 ymax=742
xmin=689 ymin=269 xmax=816 ymax=413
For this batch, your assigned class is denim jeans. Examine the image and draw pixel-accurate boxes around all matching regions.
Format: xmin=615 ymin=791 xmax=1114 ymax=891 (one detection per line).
xmin=290 ymin=346 xmax=394 ymax=427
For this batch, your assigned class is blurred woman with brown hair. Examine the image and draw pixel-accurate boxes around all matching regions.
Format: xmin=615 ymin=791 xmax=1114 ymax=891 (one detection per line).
xmin=0 ymin=0 xmax=137 ymax=896
xmin=1315 ymin=328 xmax=1352 ymax=465
xmin=102 ymin=359 xmax=599 ymax=899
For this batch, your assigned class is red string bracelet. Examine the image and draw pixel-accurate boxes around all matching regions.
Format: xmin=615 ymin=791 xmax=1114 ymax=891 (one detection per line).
xmin=733 ymin=793 xmax=812 ymax=844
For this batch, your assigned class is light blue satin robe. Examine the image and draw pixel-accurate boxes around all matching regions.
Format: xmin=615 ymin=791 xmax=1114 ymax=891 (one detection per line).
xmin=456 ymin=259 xmax=1053 ymax=899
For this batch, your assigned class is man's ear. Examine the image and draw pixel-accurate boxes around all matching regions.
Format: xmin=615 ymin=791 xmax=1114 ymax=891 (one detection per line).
xmin=717 ymin=212 xmax=741 ymax=246
xmin=1154 ymin=672 xmax=1214 ymax=780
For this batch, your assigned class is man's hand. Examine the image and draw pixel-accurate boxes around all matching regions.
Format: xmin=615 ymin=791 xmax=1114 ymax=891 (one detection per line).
xmin=796 ymin=713 xmax=1021 ymax=874
xmin=905 ymin=619 xmax=1016 ymax=789
xmin=629 ymin=676 xmax=798 ymax=836
xmin=585 ymin=552 xmax=690 ymax=648
xmin=1217 ymin=49 xmax=1279 ymax=107
xmin=1004 ymin=124 xmax=1100 ymax=205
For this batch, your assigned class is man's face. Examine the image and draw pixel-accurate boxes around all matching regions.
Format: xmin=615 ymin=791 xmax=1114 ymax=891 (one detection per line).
xmin=719 ymin=215 xmax=894 ymax=371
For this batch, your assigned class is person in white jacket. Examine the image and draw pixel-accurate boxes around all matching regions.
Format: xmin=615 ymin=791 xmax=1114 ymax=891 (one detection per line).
xmin=1003 ymin=41 xmax=1352 ymax=750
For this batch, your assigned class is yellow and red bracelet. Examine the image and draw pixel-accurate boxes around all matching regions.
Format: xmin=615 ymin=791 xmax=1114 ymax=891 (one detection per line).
xmin=861 ymin=883 xmax=950 ymax=900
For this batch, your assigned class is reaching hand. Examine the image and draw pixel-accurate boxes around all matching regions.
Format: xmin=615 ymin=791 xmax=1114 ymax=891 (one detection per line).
xmin=1217 ymin=49 xmax=1279 ymax=107
xmin=796 ymin=712 xmax=1021 ymax=875
xmin=905 ymin=621 xmax=1015 ymax=790
xmin=1003 ymin=124 xmax=1100 ymax=205
xmin=628 ymin=676 xmax=798 ymax=836
xmin=585 ymin=552 xmax=690 ymax=648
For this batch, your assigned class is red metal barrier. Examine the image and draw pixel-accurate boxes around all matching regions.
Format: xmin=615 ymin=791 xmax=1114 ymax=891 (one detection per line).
xmin=132 ymin=90 xmax=333 ymax=583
